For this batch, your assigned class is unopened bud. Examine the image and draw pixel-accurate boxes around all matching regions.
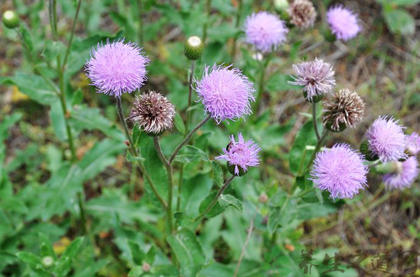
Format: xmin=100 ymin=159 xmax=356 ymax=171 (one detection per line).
xmin=258 ymin=193 xmax=268 ymax=203
xmin=142 ymin=262 xmax=151 ymax=272
xmin=42 ymin=256 xmax=54 ymax=267
xmin=2 ymin=10 xmax=20 ymax=29
xmin=184 ymin=36 xmax=204 ymax=60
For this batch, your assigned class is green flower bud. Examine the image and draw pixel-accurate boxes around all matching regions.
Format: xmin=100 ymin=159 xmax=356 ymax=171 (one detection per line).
xmin=325 ymin=121 xmax=347 ymax=133
xmin=184 ymin=36 xmax=203 ymax=60
xmin=323 ymin=27 xmax=336 ymax=43
xmin=303 ymin=91 xmax=323 ymax=103
xmin=228 ymin=164 xmax=246 ymax=176
xmin=2 ymin=10 xmax=20 ymax=29
xmin=360 ymin=141 xmax=378 ymax=161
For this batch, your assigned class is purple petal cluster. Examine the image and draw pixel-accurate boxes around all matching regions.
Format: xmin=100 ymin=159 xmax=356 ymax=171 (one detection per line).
xmin=327 ymin=6 xmax=361 ymax=41
xmin=311 ymin=144 xmax=367 ymax=199
xmin=406 ymin=132 xmax=420 ymax=155
xmin=86 ymin=41 xmax=149 ymax=97
xmin=244 ymin=11 xmax=288 ymax=53
xmin=383 ymin=157 xmax=419 ymax=190
xmin=290 ymin=58 xmax=336 ymax=100
xmin=216 ymin=133 xmax=260 ymax=175
xmin=195 ymin=65 xmax=255 ymax=123
xmin=366 ymin=116 xmax=406 ymax=162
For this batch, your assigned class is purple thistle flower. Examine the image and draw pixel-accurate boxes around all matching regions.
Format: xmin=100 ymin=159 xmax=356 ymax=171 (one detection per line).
xmin=216 ymin=133 xmax=260 ymax=176
xmin=366 ymin=116 xmax=406 ymax=162
xmin=195 ymin=65 xmax=255 ymax=123
xmin=290 ymin=58 xmax=336 ymax=100
xmin=327 ymin=6 xmax=361 ymax=41
xmin=311 ymin=144 xmax=367 ymax=199
xmin=244 ymin=11 xmax=288 ymax=53
xmin=383 ymin=157 xmax=419 ymax=190
xmin=86 ymin=40 xmax=149 ymax=97
xmin=406 ymin=132 xmax=420 ymax=155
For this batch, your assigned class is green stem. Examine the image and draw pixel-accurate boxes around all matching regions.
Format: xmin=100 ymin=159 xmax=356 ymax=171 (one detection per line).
xmin=195 ymin=175 xmax=235 ymax=222
xmin=176 ymin=166 xmax=183 ymax=211
xmin=304 ymin=130 xmax=328 ymax=175
xmin=77 ymin=192 xmax=88 ymax=235
xmin=185 ymin=61 xmax=196 ymax=133
xmin=138 ymin=0 xmax=144 ymax=45
xmin=116 ymin=98 xmax=168 ymax=209
xmin=61 ymin=0 xmax=82 ymax=72
xmin=254 ymin=57 xmax=270 ymax=115
xmin=312 ymin=102 xmax=321 ymax=141
xmin=153 ymin=136 xmax=174 ymax=233
xmin=57 ymin=57 xmax=77 ymax=162
xmin=48 ymin=0 xmax=58 ymax=40
xmin=169 ymin=115 xmax=211 ymax=164
xmin=230 ymin=0 xmax=242 ymax=62
xmin=202 ymin=0 xmax=211 ymax=43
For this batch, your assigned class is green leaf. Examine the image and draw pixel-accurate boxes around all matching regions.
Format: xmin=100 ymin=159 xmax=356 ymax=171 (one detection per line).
xmin=71 ymin=105 xmax=125 ymax=142
xmin=289 ymin=120 xmax=317 ymax=176
xmin=50 ymin=100 xmax=67 ymax=141
xmin=128 ymin=240 xmax=145 ymax=265
xmin=384 ymin=9 xmax=415 ymax=35
xmin=218 ymin=194 xmax=242 ymax=212
xmin=55 ymin=237 xmax=85 ymax=276
xmin=16 ymin=252 xmax=42 ymax=269
xmin=174 ymin=113 xmax=186 ymax=135
xmin=174 ymin=145 xmax=209 ymax=163
xmin=167 ymin=229 xmax=205 ymax=277
xmin=3 ymin=73 xmax=57 ymax=105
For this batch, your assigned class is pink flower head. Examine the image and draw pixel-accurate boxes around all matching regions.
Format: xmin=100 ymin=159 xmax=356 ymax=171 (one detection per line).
xmin=366 ymin=116 xmax=406 ymax=162
xmin=86 ymin=40 xmax=149 ymax=97
xmin=216 ymin=133 xmax=260 ymax=175
xmin=406 ymin=132 xmax=420 ymax=155
xmin=244 ymin=11 xmax=288 ymax=53
xmin=383 ymin=157 xmax=419 ymax=190
xmin=311 ymin=144 xmax=367 ymax=199
xmin=327 ymin=6 xmax=361 ymax=41
xmin=195 ymin=65 xmax=255 ymax=123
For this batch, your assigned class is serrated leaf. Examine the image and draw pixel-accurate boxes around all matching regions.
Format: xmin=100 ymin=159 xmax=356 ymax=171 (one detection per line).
xmin=289 ymin=120 xmax=318 ymax=176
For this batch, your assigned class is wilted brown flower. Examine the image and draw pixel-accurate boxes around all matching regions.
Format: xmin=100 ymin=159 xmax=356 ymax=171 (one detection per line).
xmin=129 ymin=91 xmax=175 ymax=135
xmin=288 ymin=0 xmax=317 ymax=29
xmin=323 ymin=89 xmax=365 ymax=132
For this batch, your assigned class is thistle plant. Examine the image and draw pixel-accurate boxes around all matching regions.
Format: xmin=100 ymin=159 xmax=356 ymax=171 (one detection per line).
xmin=2 ymin=1 xmax=420 ymax=276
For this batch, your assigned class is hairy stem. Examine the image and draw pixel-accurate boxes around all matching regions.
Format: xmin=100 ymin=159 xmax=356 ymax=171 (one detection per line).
xmin=169 ymin=115 xmax=211 ymax=164
xmin=312 ymin=102 xmax=321 ymax=141
xmin=116 ymin=98 xmax=168 ymax=209
xmin=195 ymin=175 xmax=235 ymax=221
xmin=176 ymin=166 xmax=183 ymax=211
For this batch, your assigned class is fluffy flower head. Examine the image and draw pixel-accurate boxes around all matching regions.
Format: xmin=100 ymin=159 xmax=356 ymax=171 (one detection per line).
xmin=244 ymin=11 xmax=288 ymax=53
xmin=327 ymin=6 xmax=361 ymax=41
xmin=288 ymin=0 xmax=317 ymax=29
xmin=290 ymin=58 xmax=335 ymax=100
xmin=323 ymin=89 xmax=365 ymax=131
xmin=311 ymin=144 xmax=367 ymax=199
xmin=216 ymin=133 xmax=260 ymax=175
xmin=383 ymin=157 xmax=419 ymax=190
xmin=366 ymin=116 xmax=406 ymax=162
xmin=406 ymin=132 xmax=420 ymax=155
xmin=195 ymin=65 xmax=255 ymax=123
xmin=129 ymin=91 xmax=175 ymax=134
xmin=86 ymin=40 xmax=149 ymax=97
